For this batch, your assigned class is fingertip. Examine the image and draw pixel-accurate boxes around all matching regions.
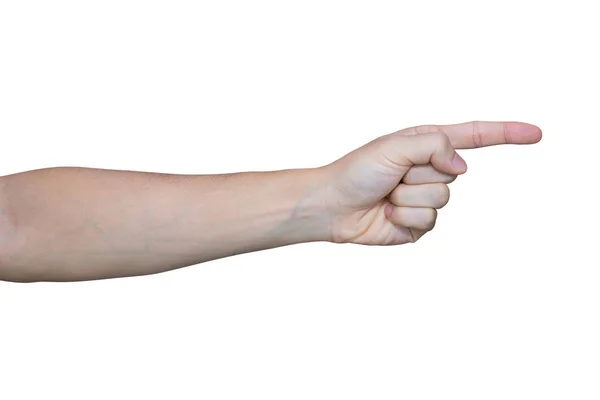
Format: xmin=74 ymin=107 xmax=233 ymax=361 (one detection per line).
xmin=451 ymin=153 xmax=468 ymax=174
xmin=384 ymin=203 xmax=394 ymax=218
xmin=505 ymin=122 xmax=543 ymax=144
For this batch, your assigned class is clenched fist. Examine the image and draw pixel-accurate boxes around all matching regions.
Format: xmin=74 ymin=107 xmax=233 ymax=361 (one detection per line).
xmin=320 ymin=121 xmax=542 ymax=245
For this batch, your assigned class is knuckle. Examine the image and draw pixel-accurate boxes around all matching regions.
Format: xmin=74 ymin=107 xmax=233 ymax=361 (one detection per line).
xmin=472 ymin=120 xmax=484 ymax=148
xmin=400 ymin=127 xmax=418 ymax=136
xmin=415 ymin=125 xmax=440 ymax=135
xmin=421 ymin=208 xmax=437 ymax=230
xmin=388 ymin=186 xmax=402 ymax=205
xmin=401 ymin=165 xmax=423 ymax=184
xmin=432 ymin=130 xmax=446 ymax=142
xmin=435 ymin=183 xmax=450 ymax=207
xmin=433 ymin=131 xmax=450 ymax=148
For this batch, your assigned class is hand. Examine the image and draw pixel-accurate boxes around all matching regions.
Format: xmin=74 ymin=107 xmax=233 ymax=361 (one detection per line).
xmin=321 ymin=121 xmax=542 ymax=245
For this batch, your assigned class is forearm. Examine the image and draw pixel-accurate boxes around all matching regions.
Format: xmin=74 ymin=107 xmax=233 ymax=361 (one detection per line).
xmin=0 ymin=167 xmax=332 ymax=282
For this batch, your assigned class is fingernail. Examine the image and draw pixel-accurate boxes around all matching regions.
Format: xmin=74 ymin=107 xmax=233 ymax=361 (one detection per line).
xmin=384 ymin=203 xmax=394 ymax=218
xmin=452 ymin=153 xmax=467 ymax=172
xmin=505 ymin=122 xmax=543 ymax=144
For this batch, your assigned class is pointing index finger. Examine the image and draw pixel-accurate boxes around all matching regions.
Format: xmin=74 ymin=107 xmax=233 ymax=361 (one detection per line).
xmin=444 ymin=121 xmax=542 ymax=149
xmin=403 ymin=121 xmax=543 ymax=149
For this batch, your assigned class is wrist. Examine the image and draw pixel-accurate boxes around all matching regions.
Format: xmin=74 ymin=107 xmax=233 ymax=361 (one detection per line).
xmin=281 ymin=167 xmax=334 ymax=244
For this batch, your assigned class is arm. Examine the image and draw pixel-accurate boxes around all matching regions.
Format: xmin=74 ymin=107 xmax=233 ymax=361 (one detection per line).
xmin=0 ymin=121 xmax=541 ymax=283
xmin=0 ymin=167 xmax=331 ymax=282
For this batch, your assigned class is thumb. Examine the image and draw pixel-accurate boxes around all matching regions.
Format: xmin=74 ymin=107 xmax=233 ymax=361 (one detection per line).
xmin=381 ymin=131 xmax=468 ymax=175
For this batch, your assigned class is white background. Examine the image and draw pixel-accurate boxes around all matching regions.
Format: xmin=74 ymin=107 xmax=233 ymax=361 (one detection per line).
xmin=1 ymin=1 xmax=599 ymax=399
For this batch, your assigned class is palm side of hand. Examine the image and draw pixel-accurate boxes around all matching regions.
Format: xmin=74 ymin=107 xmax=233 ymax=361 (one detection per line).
xmin=323 ymin=121 xmax=542 ymax=245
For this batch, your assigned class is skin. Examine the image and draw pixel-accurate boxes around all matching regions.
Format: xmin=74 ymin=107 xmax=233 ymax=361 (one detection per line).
xmin=0 ymin=121 xmax=541 ymax=283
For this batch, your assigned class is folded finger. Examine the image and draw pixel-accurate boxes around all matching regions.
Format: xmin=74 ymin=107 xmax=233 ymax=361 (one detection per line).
xmin=402 ymin=164 xmax=457 ymax=185
xmin=384 ymin=206 xmax=437 ymax=231
xmin=389 ymin=183 xmax=450 ymax=209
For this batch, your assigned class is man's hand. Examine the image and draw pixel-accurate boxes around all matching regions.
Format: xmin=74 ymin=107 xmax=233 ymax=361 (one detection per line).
xmin=321 ymin=121 xmax=542 ymax=245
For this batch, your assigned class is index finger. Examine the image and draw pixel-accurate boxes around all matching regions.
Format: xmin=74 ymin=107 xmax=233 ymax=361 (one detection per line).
xmin=403 ymin=121 xmax=542 ymax=149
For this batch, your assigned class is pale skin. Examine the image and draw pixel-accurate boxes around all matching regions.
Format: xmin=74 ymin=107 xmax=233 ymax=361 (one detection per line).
xmin=0 ymin=121 xmax=542 ymax=282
